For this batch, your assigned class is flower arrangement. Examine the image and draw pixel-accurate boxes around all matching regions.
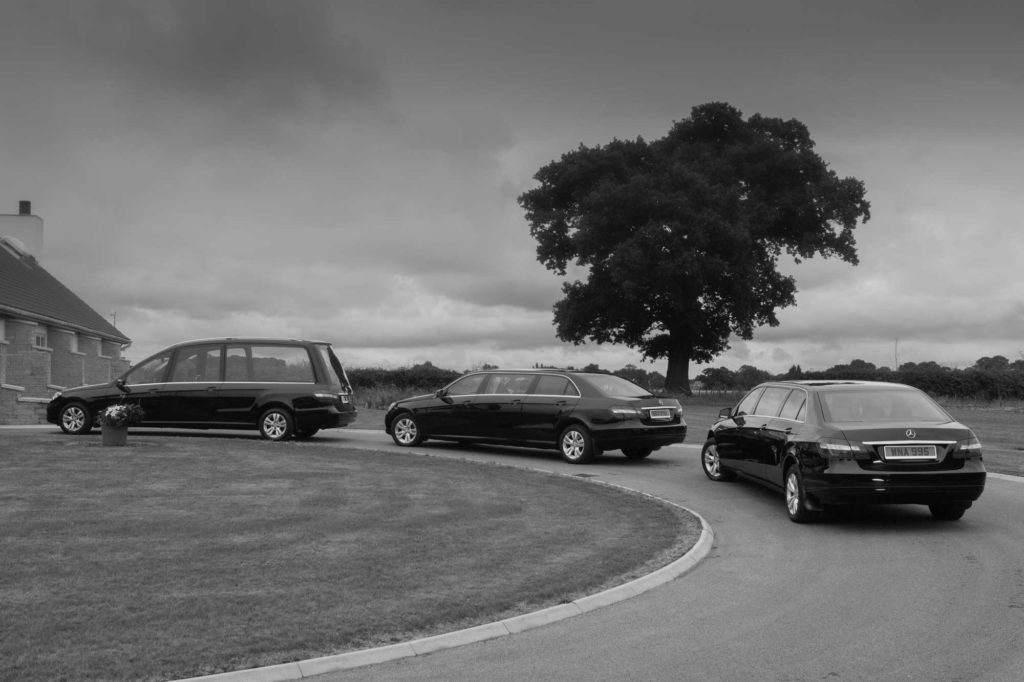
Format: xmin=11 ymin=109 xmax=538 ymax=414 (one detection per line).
xmin=98 ymin=403 xmax=146 ymax=427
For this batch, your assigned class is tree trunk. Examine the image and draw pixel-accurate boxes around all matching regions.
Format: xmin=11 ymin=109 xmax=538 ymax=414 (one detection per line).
xmin=664 ymin=347 xmax=692 ymax=396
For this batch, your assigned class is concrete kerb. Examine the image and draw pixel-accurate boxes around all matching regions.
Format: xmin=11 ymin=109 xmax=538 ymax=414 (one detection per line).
xmin=171 ymin=501 xmax=714 ymax=682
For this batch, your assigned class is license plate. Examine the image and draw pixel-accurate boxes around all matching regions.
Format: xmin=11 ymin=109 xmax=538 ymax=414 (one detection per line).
xmin=883 ymin=445 xmax=937 ymax=461
xmin=647 ymin=408 xmax=672 ymax=421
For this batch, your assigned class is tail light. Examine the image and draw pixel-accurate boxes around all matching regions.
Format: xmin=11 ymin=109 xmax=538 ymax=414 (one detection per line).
xmin=951 ymin=435 xmax=983 ymax=459
xmin=818 ymin=437 xmax=871 ymax=461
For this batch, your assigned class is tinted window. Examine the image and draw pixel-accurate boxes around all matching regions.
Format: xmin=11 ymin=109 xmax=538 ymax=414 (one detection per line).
xmin=447 ymin=374 xmax=487 ymax=396
xmin=753 ymin=387 xmax=791 ymax=417
xmin=582 ymin=374 xmax=652 ymax=398
xmin=170 ymin=344 xmax=222 ymax=382
xmin=488 ymin=373 xmax=536 ymax=395
xmin=533 ymin=375 xmax=576 ymax=396
xmin=820 ymin=389 xmax=950 ymax=423
xmin=778 ymin=389 xmax=807 ymax=421
xmin=224 ymin=345 xmax=315 ymax=383
xmin=734 ymin=388 xmax=764 ymax=416
xmin=123 ymin=353 xmax=171 ymax=385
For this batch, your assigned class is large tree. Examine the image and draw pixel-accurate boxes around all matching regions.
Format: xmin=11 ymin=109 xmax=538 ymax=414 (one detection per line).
xmin=519 ymin=102 xmax=871 ymax=393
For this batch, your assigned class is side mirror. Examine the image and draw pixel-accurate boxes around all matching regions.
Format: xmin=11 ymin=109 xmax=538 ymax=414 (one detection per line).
xmin=435 ymin=388 xmax=452 ymax=404
xmin=116 ymin=378 xmax=131 ymax=394
xmin=718 ymin=407 xmax=732 ymax=419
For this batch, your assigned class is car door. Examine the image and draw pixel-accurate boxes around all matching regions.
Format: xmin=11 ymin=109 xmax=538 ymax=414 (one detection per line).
xmin=163 ymin=343 xmax=223 ymax=424
xmin=421 ymin=373 xmax=489 ymax=438
xmin=737 ymin=387 xmax=795 ymax=483
xmin=516 ymin=374 xmax=581 ymax=446
xmin=469 ymin=373 xmax=536 ymax=441
xmin=117 ymin=351 xmax=174 ymax=423
xmin=759 ymin=388 xmax=808 ymax=486
xmin=714 ymin=387 xmax=764 ymax=475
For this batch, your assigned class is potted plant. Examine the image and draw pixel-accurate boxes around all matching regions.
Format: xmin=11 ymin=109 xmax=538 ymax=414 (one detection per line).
xmin=98 ymin=403 xmax=146 ymax=446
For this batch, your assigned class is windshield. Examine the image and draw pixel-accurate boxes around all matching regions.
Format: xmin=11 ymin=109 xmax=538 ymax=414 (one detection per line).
xmin=819 ymin=389 xmax=951 ymax=423
xmin=582 ymin=374 xmax=653 ymax=398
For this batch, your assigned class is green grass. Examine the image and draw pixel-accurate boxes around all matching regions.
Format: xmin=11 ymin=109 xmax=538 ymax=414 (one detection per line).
xmin=0 ymin=432 xmax=701 ymax=682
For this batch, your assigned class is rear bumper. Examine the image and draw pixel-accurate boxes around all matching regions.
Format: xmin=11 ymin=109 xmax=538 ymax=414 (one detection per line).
xmin=295 ymin=404 xmax=358 ymax=430
xmin=805 ymin=471 xmax=986 ymax=505
xmin=591 ymin=424 xmax=687 ymax=451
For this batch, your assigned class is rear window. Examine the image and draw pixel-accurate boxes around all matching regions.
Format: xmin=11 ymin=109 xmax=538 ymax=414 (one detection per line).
xmin=582 ymin=374 xmax=652 ymax=398
xmin=819 ymin=389 xmax=951 ymax=423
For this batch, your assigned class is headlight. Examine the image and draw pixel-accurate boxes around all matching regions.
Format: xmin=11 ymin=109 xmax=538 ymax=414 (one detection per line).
xmin=50 ymin=391 xmax=62 ymax=401
xmin=387 ymin=402 xmax=396 ymax=413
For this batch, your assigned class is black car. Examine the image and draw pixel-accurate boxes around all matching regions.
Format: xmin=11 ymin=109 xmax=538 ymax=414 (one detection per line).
xmin=384 ymin=369 xmax=687 ymax=463
xmin=701 ymin=380 xmax=986 ymax=522
xmin=47 ymin=337 xmax=356 ymax=441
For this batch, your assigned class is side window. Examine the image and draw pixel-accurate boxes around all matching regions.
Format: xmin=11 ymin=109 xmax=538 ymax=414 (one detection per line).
xmin=778 ymin=389 xmax=807 ymax=421
xmin=124 ymin=353 xmax=171 ymax=386
xmin=224 ymin=345 xmax=314 ymax=382
xmin=488 ymin=373 xmax=536 ymax=395
xmin=170 ymin=344 xmax=222 ymax=382
xmin=734 ymin=388 xmax=764 ymax=416
xmin=533 ymin=375 xmax=572 ymax=396
xmin=753 ymin=387 xmax=791 ymax=418
xmin=447 ymin=374 xmax=486 ymax=396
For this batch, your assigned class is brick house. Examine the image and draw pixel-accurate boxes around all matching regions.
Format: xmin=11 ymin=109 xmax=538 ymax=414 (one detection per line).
xmin=0 ymin=201 xmax=130 ymax=425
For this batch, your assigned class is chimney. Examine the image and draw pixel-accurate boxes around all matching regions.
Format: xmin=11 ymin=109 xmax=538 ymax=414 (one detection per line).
xmin=1 ymin=200 xmax=44 ymax=259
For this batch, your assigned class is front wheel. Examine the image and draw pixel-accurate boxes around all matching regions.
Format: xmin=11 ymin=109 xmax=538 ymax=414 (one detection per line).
xmin=259 ymin=407 xmax=294 ymax=441
xmin=391 ymin=413 xmax=424 ymax=446
xmin=701 ymin=440 xmax=736 ymax=481
xmin=929 ymin=502 xmax=969 ymax=521
xmin=785 ymin=466 xmax=822 ymax=523
xmin=59 ymin=403 xmax=93 ymax=435
xmin=559 ymin=425 xmax=595 ymax=464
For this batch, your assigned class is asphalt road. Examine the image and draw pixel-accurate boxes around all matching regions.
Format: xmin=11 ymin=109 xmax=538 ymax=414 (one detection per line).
xmin=307 ymin=429 xmax=1024 ymax=682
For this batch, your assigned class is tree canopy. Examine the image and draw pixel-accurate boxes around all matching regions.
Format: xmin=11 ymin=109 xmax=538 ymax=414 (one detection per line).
xmin=519 ymin=102 xmax=871 ymax=393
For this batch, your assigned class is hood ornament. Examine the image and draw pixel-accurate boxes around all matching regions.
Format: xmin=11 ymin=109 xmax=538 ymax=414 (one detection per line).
xmin=906 ymin=429 xmax=916 ymax=439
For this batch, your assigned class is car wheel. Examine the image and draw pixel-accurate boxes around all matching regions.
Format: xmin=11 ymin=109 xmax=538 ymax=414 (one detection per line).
xmin=59 ymin=403 xmax=93 ymax=435
xmin=621 ymin=446 xmax=654 ymax=460
xmin=391 ymin=413 xmax=424 ymax=446
xmin=785 ymin=466 xmax=821 ymax=523
xmin=700 ymin=440 xmax=736 ymax=481
xmin=294 ymin=428 xmax=320 ymax=440
xmin=559 ymin=425 xmax=595 ymax=464
xmin=259 ymin=407 xmax=294 ymax=441
xmin=929 ymin=502 xmax=969 ymax=521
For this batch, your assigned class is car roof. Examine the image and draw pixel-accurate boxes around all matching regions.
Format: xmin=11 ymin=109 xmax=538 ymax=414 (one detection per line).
xmin=764 ymin=380 xmax=916 ymax=391
xmin=169 ymin=337 xmax=331 ymax=347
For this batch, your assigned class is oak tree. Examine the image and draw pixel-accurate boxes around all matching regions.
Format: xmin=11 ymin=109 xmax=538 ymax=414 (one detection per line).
xmin=519 ymin=102 xmax=871 ymax=393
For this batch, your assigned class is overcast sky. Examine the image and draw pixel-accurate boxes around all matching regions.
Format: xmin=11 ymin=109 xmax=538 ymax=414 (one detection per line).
xmin=2 ymin=0 xmax=1021 ymax=376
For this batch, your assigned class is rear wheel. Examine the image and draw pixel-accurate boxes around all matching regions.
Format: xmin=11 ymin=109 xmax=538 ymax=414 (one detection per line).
xmin=929 ymin=502 xmax=969 ymax=521
xmin=785 ymin=466 xmax=822 ymax=523
xmin=621 ymin=446 xmax=654 ymax=460
xmin=391 ymin=413 xmax=424 ymax=446
xmin=701 ymin=440 xmax=736 ymax=481
xmin=259 ymin=407 xmax=294 ymax=441
xmin=59 ymin=403 xmax=93 ymax=435
xmin=560 ymin=425 xmax=595 ymax=464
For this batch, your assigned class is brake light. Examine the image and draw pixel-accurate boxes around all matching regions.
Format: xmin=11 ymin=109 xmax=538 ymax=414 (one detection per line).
xmin=608 ymin=406 xmax=641 ymax=421
xmin=951 ymin=436 xmax=983 ymax=459
xmin=819 ymin=437 xmax=870 ymax=461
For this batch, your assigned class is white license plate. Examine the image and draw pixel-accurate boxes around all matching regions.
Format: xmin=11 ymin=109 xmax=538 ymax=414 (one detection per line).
xmin=647 ymin=408 xmax=672 ymax=421
xmin=883 ymin=445 xmax=937 ymax=461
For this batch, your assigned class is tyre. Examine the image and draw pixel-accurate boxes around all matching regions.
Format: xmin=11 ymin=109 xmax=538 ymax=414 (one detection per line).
xmin=59 ymin=402 xmax=93 ymax=435
xmin=785 ymin=466 xmax=822 ymax=523
xmin=391 ymin=413 xmax=424 ymax=446
xmin=259 ymin=407 xmax=294 ymax=441
xmin=929 ymin=502 xmax=969 ymax=521
xmin=559 ymin=425 xmax=595 ymax=464
xmin=622 ymin=446 xmax=654 ymax=460
xmin=700 ymin=440 xmax=736 ymax=481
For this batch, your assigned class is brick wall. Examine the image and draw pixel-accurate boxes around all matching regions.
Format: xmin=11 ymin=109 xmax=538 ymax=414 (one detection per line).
xmin=0 ymin=319 xmax=130 ymax=425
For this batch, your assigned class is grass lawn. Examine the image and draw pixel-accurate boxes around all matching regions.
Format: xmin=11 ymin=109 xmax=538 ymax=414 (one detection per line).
xmin=0 ymin=431 xmax=701 ymax=682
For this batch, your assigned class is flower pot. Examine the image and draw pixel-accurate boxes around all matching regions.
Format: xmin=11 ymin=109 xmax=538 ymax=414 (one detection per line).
xmin=102 ymin=425 xmax=129 ymax=446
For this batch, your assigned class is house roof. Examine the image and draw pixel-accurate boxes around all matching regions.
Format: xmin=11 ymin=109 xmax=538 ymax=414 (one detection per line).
xmin=0 ymin=239 xmax=130 ymax=344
